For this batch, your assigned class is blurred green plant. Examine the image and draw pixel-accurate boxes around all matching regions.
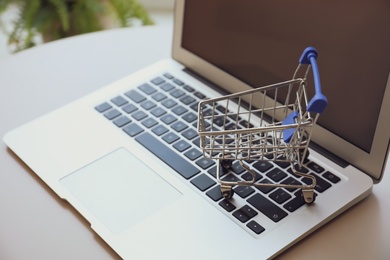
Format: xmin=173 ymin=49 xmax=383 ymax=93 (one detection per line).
xmin=0 ymin=0 xmax=154 ymax=52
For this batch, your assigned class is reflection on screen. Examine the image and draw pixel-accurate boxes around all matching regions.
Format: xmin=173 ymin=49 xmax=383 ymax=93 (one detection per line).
xmin=182 ymin=0 xmax=390 ymax=152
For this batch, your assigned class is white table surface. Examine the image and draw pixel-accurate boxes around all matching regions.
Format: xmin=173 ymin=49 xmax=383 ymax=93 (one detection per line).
xmin=1 ymin=24 xmax=389 ymax=260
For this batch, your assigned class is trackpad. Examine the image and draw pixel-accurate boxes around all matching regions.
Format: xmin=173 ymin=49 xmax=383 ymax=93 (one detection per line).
xmin=60 ymin=148 xmax=182 ymax=235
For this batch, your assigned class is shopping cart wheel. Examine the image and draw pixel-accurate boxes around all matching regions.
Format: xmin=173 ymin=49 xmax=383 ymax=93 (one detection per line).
xmin=302 ymin=189 xmax=315 ymax=204
xmin=221 ymin=185 xmax=234 ymax=199
xmin=220 ymin=159 xmax=232 ymax=170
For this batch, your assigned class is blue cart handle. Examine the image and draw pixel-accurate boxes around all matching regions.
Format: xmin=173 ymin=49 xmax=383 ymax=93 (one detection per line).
xmin=299 ymin=47 xmax=328 ymax=113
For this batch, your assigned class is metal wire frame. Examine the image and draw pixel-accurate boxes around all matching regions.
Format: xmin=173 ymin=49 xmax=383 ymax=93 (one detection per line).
xmin=196 ymin=64 xmax=320 ymax=203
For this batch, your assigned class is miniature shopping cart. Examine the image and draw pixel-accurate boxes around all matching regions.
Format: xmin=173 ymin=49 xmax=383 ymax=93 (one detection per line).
xmin=197 ymin=47 xmax=327 ymax=204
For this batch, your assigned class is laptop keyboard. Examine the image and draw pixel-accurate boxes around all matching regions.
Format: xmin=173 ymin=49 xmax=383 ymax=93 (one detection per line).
xmin=95 ymin=72 xmax=341 ymax=235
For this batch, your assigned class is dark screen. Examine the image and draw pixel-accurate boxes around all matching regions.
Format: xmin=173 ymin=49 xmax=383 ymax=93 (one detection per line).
xmin=182 ymin=0 xmax=390 ymax=152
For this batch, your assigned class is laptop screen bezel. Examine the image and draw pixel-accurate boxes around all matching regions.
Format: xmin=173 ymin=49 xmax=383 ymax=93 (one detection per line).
xmin=172 ymin=0 xmax=390 ymax=181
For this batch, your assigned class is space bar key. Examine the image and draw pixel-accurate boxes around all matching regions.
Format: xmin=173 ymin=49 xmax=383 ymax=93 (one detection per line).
xmin=135 ymin=132 xmax=200 ymax=179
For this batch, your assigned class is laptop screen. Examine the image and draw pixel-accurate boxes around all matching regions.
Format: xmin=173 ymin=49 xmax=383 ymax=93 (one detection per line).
xmin=181 ymin=0 xmax=390 ymax=154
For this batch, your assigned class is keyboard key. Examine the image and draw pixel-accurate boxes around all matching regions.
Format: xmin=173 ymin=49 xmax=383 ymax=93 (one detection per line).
xmin=269 ymin=188 xmax=292 ymax=204
xmin=183 ymin=85 xmax=195 ymax=92
xmin=172 ymin=105 xmax=188 ymax=115
xmin=262 ymin=148 xmax=275 ymax=160
xmin=113 ymin=116 xmax=131 ymax=127
xmin=302 ymin=174 xmax=332 ymax=193
xmin=161 ymin=82 xmax=175 ymax=92
xmin=104 ymin=109 xmax=121 ymax=120
xmin=194 ymin=91 xmax=206 ymax=99
xmin=215 ymin=135 xmax=235 ymax=144
xmin=152 ymin=125 xmax=169 ymax=136
xmin=191 ymin=174 xmax=216 ymax=191
xmin=233 ymin=205 xmax=258 ymax=223
xmin=280 ymin=177 xmax=302 ymax=192
xmin=241 ymin=171 xmax=262 ymax=182
xmin=190 ymin=102 xmax=199 ymax=111
xmin=294 ymin=164 xmax=309 ymax=173
xmin=240 ymin=205 xmax=258 ymax=218
xmin=239 ymin=119 xmax=254 ymax=128
xmin=123 ymin=123 xmax=144 ymax=137
xmin=322 ymin=171 xmax=341 ymax=184
xmin=193 ymin=120 xmax=210 ymax=129
xmin=151 ymin=77 xmax=165 ymax=85
xmin=182 ymin=128 xmax=198 ymax=140
xmin=288 ymin=164 xmax=309 ymax=177
xmin=207 ymin=165 xmax=226 ymax=179
xmin=246 ymin=220 xmax=265 ymax=234
xmin=307 ymin=161 xmax=325 ymax=173
xmin=253 ymin=161 xmax=273 ymax=173
xmin=233 ymin=209 xmax=250 ymax=223
xmin=173 ymin=78 xmax=184 ymax=86
xmin=216 ymin=105 xmax=227 ymax=113
xmin=132 ymin=110 xmax=148 ymax=121
xmin=111 ymin=96 xmax=128 ymax=107
xmin=122 ymin=103 xmax=138 ymax=114
xmin=221 ymin=173 xmax=240 ymax=183
xmin=173 ymin=140 xmax=191 ymax=152
xmin=141 ymin=100 xmax=156 ymax=110
xmin=234 ymin=186 xmax=255 ymax=198
xmin=151 ymin=107 xmax=166 ymax=117
xmin=138 ymin=83 xmax=156 ymax=94
xmin=274 ymin=157 xmax=291 ymax=169
xmin=171 ymin=121 xmax=188 ymax=132
xmin=162 ymin=98 xmax=177 ymax=108
xmin=219 ymin=199 xmax=236 ymax=212
xmin=162 ymin=132 xmax=179 ymax=144
xmin=142 ymin=117 xmax=158 ymax=128
xmin=266 ymin=168 xmax=287 ymax=182
xmin=247 ymin=193 xmax=288 ymax=222
xmin=163 ymin=73 xmax=174 ymax=79
xmin=212 ymin=116 xmax=225 ymax=127
xmin=231 ymin=161 xmax=246 ymax=174
xmin=152 ymin=92 xmax=167 ymax=102
xmin=224 ymin=122 xmax=241 ymax=131
xmin=135 ymin=132 xmax=200 ymax=179
xmin=256 ymin=178 xmax=276 ymax=194
xmin=196 ymin=157 xmax=215 ymax=170
xmin=170 ymin=89 xmax=185 ymax=98
xmin=206 ymin=185 xmax=223 ymax=201
xmin=283 ymin=195 xmax=305 ymax=212
xmin=201 ymin=108 xmax=214 ymax=117
xmin=95 ymin=102 xmax=112 ymax=112
xmin=161 ymin=114 xmax=177 ymax=125
xmin=184 ymin=148 xmax=202 ymax=160
xmin=180 ymin=95 xmax=196 ymax=105
xmin=182 ymin=112 xmax=197 ymax=123
xmin=125 ymin=89 xmax=146 ymax=103
xmin=227 ymin=114 xmax=242 ymax=122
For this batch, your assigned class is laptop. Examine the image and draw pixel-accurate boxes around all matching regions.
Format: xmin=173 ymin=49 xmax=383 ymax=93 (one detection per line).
xmin=3 ymin=0 xmax=389 ymax=259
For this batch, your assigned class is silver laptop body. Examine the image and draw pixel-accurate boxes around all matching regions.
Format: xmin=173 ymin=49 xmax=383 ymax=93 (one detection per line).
xmin=3 ymin=0 xmax=389 ymax=259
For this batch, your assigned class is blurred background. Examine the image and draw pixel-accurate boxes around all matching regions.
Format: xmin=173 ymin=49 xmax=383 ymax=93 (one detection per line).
xmin=0 ymin=0 xmax=174 ymax=60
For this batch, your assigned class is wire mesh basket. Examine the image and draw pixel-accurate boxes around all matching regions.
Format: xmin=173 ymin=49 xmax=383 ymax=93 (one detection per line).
xmin=197 ymin=47 xmax=327 ymax=203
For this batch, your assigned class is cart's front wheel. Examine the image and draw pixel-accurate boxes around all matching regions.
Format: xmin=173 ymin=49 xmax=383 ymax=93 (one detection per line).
xmin=302 ymin=189 xmax=316 ymax=204
xmin=221 ymin=159 xmax=232 ymax=170
xmin=221 ymin=185 xmax=234 ymax=199
xmin=222 ymin=189 xmax=234 ymax=199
